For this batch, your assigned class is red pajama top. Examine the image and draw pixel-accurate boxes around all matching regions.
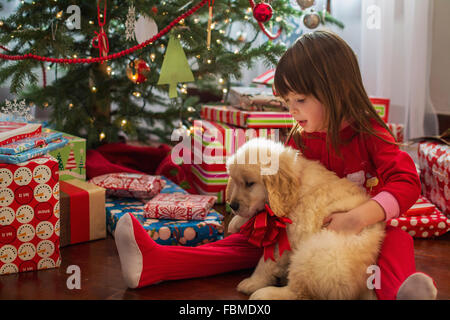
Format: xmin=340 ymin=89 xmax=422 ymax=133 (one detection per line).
xmin=285 ymin=119 xmax=421 ymax=219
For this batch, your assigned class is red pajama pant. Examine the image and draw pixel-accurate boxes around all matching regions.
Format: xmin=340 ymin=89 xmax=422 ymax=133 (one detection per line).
xmin=134 ymin=209 xmax=415 ymax=299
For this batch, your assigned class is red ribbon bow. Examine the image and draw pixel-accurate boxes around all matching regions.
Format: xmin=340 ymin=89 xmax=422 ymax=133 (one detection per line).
xmin=239 ymin=204 xmax=292 ymax=261
xmin=92 ymin=0 xmax=109 ymax=60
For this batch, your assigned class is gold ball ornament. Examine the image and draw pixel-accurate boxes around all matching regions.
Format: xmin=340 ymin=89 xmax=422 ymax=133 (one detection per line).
xmin=126 ymin=59 xmax=151 ymax=84
xmin=297 ymin=0 xmax=315 ymax=10
xmin=303 ymin=12 xmax=320 ymax=29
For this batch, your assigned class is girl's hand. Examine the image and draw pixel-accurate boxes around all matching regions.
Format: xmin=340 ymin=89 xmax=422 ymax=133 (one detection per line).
xmin=322 ymin=210 xmax=365 ymax=234
xmin=322 ymin=200 xmax=386 ymax=234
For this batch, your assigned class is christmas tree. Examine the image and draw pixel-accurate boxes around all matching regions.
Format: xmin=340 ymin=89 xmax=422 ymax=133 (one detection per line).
xmin=0 ymin=0 xmax=343 ymax=148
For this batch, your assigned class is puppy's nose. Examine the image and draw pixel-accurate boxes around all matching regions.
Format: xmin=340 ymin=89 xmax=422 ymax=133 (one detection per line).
xmin=230 ymin=201 xmax=239 ymax=211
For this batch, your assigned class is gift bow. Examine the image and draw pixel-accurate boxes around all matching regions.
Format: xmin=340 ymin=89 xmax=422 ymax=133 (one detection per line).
xmin=239 ymin=204 xmax=292 ymax=261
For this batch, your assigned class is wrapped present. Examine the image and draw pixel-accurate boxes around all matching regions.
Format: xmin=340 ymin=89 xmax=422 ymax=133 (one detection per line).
xmin=0 ymin=131 xmax=63 ymax=155
xmin=387 ymin=196 xmax=450 ymax=238
xmin=252 ymin=69 xmax=275 ymax=86
xmin=418 ymin=141 xmax=449 ymax=215
xmin=0 ymin=155 xmax=60 ymax=275
xmin=144 ymin=193 xmax=217 ymax=220
xmin=59 ymin=179 xmax=106 ymax=247
xmin=201 ymin=105 xmax=295 ymax=128
xmin=190 ymin=164 xmax=228 ymax=204
xmin=89 ymin=172 xmax=166 ymax=200
xmin=45 ymin=129 xmax=86 ymax=181
xmin=387 ymin=123 xmax=404 ymax=143
xmin=191 ymin=120 xmax=286 ymax=168
xmin=370 ymin=97 xmax=390 ymax=123
xmin=228 ymin=86 xmax=288 ymax=111
xmin=106 ymin=176 xmax=224 ymax=246
xmin=0 ymin=138 xmax=69 ymax=164
xmin=0 ymin=122 xmax=41 ymax=146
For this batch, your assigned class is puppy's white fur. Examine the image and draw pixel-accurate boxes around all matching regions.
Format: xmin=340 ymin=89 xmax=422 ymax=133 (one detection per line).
xmin=226 ymin=138 xmax=385 ymax=300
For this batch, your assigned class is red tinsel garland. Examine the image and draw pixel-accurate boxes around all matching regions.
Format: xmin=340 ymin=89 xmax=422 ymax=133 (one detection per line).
xmin=0 ymin=0 xmax=208 ymax=64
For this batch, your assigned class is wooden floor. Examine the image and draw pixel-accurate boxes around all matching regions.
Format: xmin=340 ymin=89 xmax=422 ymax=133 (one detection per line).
xmin=1 ymin=205 xmax=449 ymax=300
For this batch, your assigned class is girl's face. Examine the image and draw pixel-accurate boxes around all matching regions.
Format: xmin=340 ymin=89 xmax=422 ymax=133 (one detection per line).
xmin=284 ymin=92 xmax=326 ymax=133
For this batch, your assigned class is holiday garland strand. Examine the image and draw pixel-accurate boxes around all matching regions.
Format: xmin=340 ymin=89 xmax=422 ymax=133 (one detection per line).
xmin=0 ymin=0 xmax=208 ymax=64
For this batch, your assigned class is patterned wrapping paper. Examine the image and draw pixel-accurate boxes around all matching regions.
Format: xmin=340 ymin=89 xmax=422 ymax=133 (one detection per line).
xmin=387 ymin=196 xmax=450 ymax=238
xmin=0 ymin=138 xmax=69 ymax=164
xmin=46 ymin=129 xmax=86 ymax=181
xmin=0 ymin=155 xmax=61 ymax=275
xmin=106 ymin=176 xmax=224 ymax=246
xmin=418 ymin=141 xmax=449 ymax=215
xmin=144 ymin=193 xmax=217 ymax=221
xmin=0 ymin=122 xmax=42 ymax=146
xmin=387 ymin=123 xmax=404 ymax=143
xmin=89 ymin=172 xmax=166 ymax=200
xmin=0 ymin=131 xmax=63 ymax=155
xmin=227 ymin=86 xmax=288 ymax=111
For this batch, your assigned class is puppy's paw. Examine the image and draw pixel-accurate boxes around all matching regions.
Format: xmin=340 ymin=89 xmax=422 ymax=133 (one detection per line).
xmin=249 ymin=287 xmax=274 ymax=300
xmin=249 ymin=286 xmax=297 ymax=300
xmin=227 ymin=215 xmax=248 ymax=234
xmin=237 ymin=277 xmax=268 ymax=295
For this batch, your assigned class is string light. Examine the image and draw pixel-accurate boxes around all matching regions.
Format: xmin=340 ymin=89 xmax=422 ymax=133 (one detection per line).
xmin=207 ymin=59 xmax=212 ymax=64
xmin=150 ymin=53 xmax=156 ymax=61
xmin=187 ymin=106 xmax=195 ymax=112
xmin=121 ymin=119 xmax=127 ymax=126
xmin=68 ymin=103 xmax=74 ymax=109
xmin=218 ymin=78 xmax=224 ymax=84
xmin=56 ymin=11 xmax=63 ymax=19
xmin=222 ymin=88 xmax=228 ymax=94
xmin=132 ymin=91 xmax=141 ymax=97
xmin=91 ymin=86 xmax=97 ymax=93
xmin=99 ymin=132 xmax=106 ymax=141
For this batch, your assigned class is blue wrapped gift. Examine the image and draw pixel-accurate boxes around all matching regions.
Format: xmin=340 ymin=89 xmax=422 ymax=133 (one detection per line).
xmin=0 ymin=138 xmax=69 ymax=164
xmin=0 ymin=131 xmax=63 ymax=154
xmin=106 ymin=176 xmax=224 ymax=246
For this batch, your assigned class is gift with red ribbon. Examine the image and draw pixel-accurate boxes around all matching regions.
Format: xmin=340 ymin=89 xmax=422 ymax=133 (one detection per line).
xmin=239 ymin=204 xmax=292 ymax=261
xmin=60 ymin=179 xmax=106 ymax=247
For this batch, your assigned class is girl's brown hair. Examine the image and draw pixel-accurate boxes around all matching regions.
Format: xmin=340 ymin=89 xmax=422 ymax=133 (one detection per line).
xmin=274 ymin=30 xmax=395 ymax=155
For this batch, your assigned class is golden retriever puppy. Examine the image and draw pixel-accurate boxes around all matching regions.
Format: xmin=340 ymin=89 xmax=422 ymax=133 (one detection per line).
xmin=226 ymin=138 xmax=385 ymax=300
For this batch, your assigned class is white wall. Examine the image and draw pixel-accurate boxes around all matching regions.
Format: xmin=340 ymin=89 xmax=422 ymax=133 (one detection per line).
xmin=430 ymin=0 xmax=450 ymax=115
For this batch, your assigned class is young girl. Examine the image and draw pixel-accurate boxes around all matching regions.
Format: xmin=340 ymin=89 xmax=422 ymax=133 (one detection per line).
xmin=114 ymin=30 xmax=437 ymax=300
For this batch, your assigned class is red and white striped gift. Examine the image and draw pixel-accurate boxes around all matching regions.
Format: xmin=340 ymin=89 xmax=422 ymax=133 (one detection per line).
xmin=0 ymin=122 xmax=41 ymax=146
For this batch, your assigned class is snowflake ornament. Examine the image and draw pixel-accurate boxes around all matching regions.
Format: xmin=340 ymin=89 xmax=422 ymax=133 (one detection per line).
xmin=125 ymin=4 xmax=137 ymax=41
xmin=0 ymin=99 xmax=35 ymax=122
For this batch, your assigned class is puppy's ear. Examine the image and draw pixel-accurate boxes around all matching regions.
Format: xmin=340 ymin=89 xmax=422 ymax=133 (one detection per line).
xmin=262 ymin=150 xmax=300 ymax=217
xmin=225 ymin=176 xmax=235 ymax=204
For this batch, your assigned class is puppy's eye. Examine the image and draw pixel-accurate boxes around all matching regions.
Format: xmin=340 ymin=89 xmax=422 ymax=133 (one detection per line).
xmin=245 ymin=181 xmax=255 ymax=188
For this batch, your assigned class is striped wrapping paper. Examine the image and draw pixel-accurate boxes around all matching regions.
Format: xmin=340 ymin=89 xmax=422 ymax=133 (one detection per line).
xmin=191 ymin=120 xmax=283 ymax=164
xmin=201 ymin=105 xmax=296 ymax=129
xmin=190 ymin=164 xmax=228 ymax=204
xmin=252 ymin=69 xmax=275 ymax=85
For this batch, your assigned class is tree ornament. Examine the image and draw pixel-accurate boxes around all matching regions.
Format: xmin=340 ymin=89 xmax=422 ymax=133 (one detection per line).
xmin=206 ymin=0 xmax=215 ymax=50
xmin=92 ymin=0 xmax=109 ymax=59
xmin=134 ymin=15 xmax=158 ymax=44
xmin=126 ymin=58 xmax=150 ymax=84
xmin=253 ymin=2 xmax=273 ymax=23
xmin=303 ymin=11 xmax=320 ymax=29
xmin=125 ymin=4 xmax=136 ymax=41
xmin=297 ymin=0 xmax=315 ymax=10
xmin=157 ymin=34 xmax=195 ymax=98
